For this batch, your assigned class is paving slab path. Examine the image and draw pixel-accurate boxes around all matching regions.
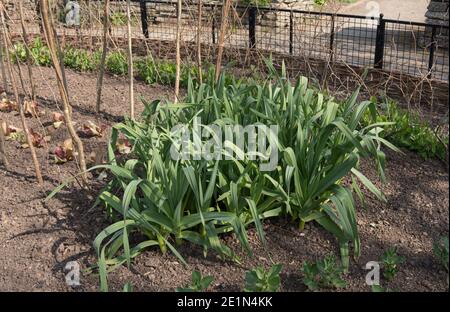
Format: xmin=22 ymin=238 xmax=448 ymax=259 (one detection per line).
xmin=339 ymin=0 xmax=430 ymax=22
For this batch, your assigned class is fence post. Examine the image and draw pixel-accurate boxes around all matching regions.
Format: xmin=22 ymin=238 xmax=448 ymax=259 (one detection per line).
xmin=212 ymin=9 xmax=216 ymax=44
xmin=428 ymin=25 xmax=437 ymax=78
xmin=289 ymin=10 xmax=293 ymax=55
xmin=248 ymin=6 xmax=257 ymax=49
xmin=329 ymin=14 xmax=335 ymax=62
xmin=139 ymin=0 xmax=149 ymax=38
xmin=374 ymin=13 xmax=385 ymax=69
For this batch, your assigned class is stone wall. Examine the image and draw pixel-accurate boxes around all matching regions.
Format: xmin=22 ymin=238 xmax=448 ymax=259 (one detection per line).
xmin=4 ymin=1 xmax=314 ymax=26
xmin=270 ymin=0 xmax=314 ymax=10
xmin=425 ymin=0 xmax=449 ymax=49
xmin=145 ymin=0 xmax=314 ymax=26
xmin=426 ymin=0 xmax=449 ymax=26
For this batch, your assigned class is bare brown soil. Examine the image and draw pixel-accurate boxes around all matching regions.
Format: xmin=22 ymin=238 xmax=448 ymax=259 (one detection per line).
xmin=0 ymin=66 xmax=448 ymax=292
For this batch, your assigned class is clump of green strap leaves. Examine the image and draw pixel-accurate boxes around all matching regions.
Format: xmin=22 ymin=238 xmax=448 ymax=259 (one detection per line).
xmin=47 ymin=59 xmax=396 ymax=291
xmin=11 ymin=38 xmax=449 ymax=165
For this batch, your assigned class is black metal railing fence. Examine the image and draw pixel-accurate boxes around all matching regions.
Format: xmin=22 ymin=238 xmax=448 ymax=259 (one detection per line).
xmin=3 ymin=0 xmax=446 ymax=111
xmin=93 ymin=0 xmax=450 ymax=81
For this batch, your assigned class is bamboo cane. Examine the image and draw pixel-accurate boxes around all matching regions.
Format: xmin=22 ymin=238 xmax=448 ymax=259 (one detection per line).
xmin=197 ymin=0 xmax=203 ymax=85
xmin=87 ymin=0 xmax=94 ymax=50
xmin=19 ymin=0 xmax=37 ymax=102
xmin=174 ymin=0 xmax=181 ymax=103
xmin=0 ymin=120 xmax=8 ymax=169
xmin=39 ymin=0 xmax=87 ymax=183
xmin=126 ymin=0 xmax=134 ymax=119
xmin=96 ymin=0 xmax=110 ymax=113
xmin=0 ymin=2 xmax=43 ymax=185
xmin=0 ymin=37 xmax=7 ymax=93
xmin=215 ymin=0 xmax=232 ymax=82
xmin=0 ymin=3 xmax=7 ymax=93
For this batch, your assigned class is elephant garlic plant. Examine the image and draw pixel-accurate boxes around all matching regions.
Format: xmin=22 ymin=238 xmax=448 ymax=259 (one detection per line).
xmin=47 ymin=61 xmax=397 ymax=290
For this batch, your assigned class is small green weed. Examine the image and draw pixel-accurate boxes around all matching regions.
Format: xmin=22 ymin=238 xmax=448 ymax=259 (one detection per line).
xmin=176 ymin=271 xmax=214 ymax=292
xmin=301 ymin=255 xmax=347 ymax=291
xmin=363 ymin=99 xmax=448 ymax=161
xmin=244 ymin=264 xmax=282 ymax=292
xmin=106 ymin=50 xmax=128 ymax=76
xmin=63 ymin=47 xmax=100 ymax=71
xmin=434 ymin=236 xmax=449 ymax=283
xmin=380 ymin=247 xmax=405 ymax=281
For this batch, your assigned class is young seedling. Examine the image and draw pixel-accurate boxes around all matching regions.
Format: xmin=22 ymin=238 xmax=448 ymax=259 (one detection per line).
xmin=433 ymin=237 xmax=449 ymax=284
xmin=176 ymin=271 xmax=214 ymax=292
xmin=371 ymin=285 xmax=390 ymax=292
xmin=380 ymin=247 xmax=405 ymax=281
xmin=79 ymin=121 xmax=107 ymax=138
xmin=244 ymin=264 xmax=282 ymax=292
xmin=54 ymin=139 xmax=74 ymax=164
xmin=122 ymin=282 xmax=133 ymax=292
xmin=301 ymin=254 xmax=347 ymax=291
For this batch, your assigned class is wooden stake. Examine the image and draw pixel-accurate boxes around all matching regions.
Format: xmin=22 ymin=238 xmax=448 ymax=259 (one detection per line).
xmin=0 ymin=36 xmax=8 ymax=93
xmin=126 ymin=0 xmax=134 ymax=119
xmin=96 ymin=0 xmax=110 ymax=114
xmin=0 ymin=2 xmax=43 ymax=185
xmin=34 ymin=0 xmax=44 ymax=34
xmin=215 ymin=0 xmax=232 ymax=82
xmin=87 ymin=0 xmax=94 ymax=50
xmin=0 ymin=3 xmax=7 ymax=93
xmin=19 ymin=0 xmax=37 ymax=102
xmin=174 ymin=0 xmax=181 ymax=103
xmin=197 ymin=0 xmax=203 ymax=85
xmin=39 ymin=0 xmax=87 ymax=183
xmin=0 ymin=120 xmax=8 ymax=169
xmin=8 ymin=33 xmax=30 ymax=102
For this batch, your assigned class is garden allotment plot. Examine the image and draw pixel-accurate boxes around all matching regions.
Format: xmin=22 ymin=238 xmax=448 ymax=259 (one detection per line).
xmin=0 ymin=0 xmax=448 ymax=294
